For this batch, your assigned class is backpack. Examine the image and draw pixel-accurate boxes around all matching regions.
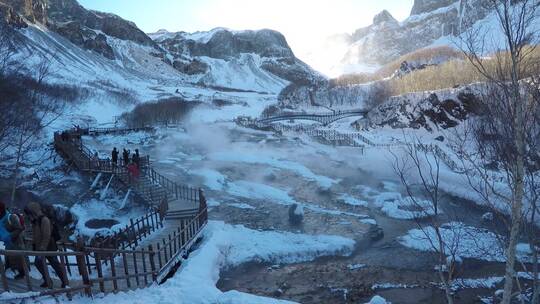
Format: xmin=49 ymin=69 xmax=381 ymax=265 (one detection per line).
xmin=7 ymin=213 xmax=25 ymax=230
xmin=39 ymin=204 xmax=62 ymax=242
xmin=40 ymin=216 xmax=62 ymax=242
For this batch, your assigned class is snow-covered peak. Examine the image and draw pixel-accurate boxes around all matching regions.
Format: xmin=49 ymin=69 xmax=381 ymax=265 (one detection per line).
xmin=373 ymin=9 xmax=398 ymax=25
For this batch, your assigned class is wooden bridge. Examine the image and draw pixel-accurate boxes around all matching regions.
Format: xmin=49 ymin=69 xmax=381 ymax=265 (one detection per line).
xmin=258 ymin=109 xmax=368 ymax=126
xmin=0 ymin=127 xmax=208 ymax=301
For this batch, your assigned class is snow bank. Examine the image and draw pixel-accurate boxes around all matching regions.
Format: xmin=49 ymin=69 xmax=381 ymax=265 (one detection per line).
xmin=339 ymin=194 xmax=369 ymax=207
xmin=398 ymin=222 xmax=533 ymax=262
xmin=366 ymin=295 xmax=391 ymax=304
xmin=373 ymin=191 xmax=437 ymax=220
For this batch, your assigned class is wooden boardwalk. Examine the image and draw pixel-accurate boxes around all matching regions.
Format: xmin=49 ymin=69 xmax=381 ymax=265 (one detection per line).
xmin=258 ymin=109 xmax=368 ymax=126
xmin=0 ymin=127 xmax=208 ymax=301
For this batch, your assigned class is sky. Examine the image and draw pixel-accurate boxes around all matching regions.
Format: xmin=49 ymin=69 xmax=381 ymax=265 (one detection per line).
xmin=79 ymin=0 xmax=414 ymax=75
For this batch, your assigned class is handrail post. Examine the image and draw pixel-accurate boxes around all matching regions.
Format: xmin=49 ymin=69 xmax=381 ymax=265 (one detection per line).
xmin=149 ymin=245 xmax=157 ymax=282
xmin=76 ymin=238 xmax=92 ymax=296
xmin=0 ymin=255 xmax=9 ymax=291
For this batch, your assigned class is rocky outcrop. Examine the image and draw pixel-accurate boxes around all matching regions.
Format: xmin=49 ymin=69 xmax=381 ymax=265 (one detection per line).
xmin=366 ymin=87 xmax=480 ymax=131
xmin=172 ymin=59 xmax=209 ymax=75
xmin=83 ymin=33 xmax=114 ymax=59
xmin=46 ymin=0 xmax=155 ymax=47
xmin=410 ymin=0 xmax=456 ymax=15
xmin=0 ymin=0 xmax=157 ymax=60
xmin=0 ymin=2 xmax=27 ymax=27
xmin=157 ymin=28 xmax=295 ymax=61
xmin=373 ymin=9 xmax=398 ymax=25
xmin=1 ymin=0 xmax=46 ymax=24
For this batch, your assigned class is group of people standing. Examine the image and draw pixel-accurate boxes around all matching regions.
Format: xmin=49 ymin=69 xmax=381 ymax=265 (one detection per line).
xmin=111 ymin=147 xmax=141 ymax=182
xmin=0 ymin=201 xmax=68 ymax=289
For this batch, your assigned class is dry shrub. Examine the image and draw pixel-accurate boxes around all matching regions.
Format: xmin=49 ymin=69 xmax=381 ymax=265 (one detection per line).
xmin=330 ymin=73 xmax=377 ymax=87
xmin=366 ymin=81 xmax=393 ymax=110
xmin=388 ymin=46 xmax=540 ymax=95
xmin=377 ymin=46 xmax=465 ymax=78
xmin=120 ymin=98 xmax=200 ymax=127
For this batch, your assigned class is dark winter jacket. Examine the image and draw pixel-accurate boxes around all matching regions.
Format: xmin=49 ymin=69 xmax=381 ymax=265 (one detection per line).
xmin=26 ymin=202 xmax=54 ymax=251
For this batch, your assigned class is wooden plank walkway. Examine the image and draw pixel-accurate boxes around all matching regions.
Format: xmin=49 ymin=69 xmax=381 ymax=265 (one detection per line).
xmin=0 ymin=127 xmax=208 ymax=301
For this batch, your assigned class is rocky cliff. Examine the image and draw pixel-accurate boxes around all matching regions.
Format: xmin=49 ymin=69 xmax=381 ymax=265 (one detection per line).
xmin=341 ymin=0 xmax=493 ymax=68
xmin=150 ymin=28 xmax=322 ymax=86
xmin=0 ymin=0 xmax=156 ymax=59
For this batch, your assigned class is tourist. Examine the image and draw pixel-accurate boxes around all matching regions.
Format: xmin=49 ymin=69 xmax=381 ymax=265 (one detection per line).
xmin=127 ymin=161 xmax=140 ymax=183
xmin=24 ymin=202 xmax=68 ymax=288
xmin=111 ymin=147 xmax=119 ymax=166
xmin=123 ymin=149 xmax=130 ymax=166
xmin=133 ymin=149 xmax=140 ymax=168
xmin=0 ymin=201 xmax=26 ymax=279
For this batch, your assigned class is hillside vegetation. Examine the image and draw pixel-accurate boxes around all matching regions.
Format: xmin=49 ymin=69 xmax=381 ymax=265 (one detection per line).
xmin=331 ymin=46 xmax=464 ymax=86
xmin=331 ymin=46 xmax=540 ymax=96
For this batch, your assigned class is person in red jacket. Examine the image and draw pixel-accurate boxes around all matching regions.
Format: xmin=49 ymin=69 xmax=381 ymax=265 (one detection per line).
xmin=127 ymin=161 xmax=140 ymax=183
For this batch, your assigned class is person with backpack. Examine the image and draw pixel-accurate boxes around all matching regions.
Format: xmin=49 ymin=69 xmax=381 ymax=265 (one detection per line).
xmin=0 ymin=201 xmax=26 ymax=279
xmin=23 ymin=202 xmax=68 ymax=288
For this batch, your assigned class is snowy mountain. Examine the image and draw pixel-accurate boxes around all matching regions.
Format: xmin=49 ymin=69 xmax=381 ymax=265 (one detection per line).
xmin=333 ymin=0 xmax=495 ymax=73
xmin=148 ymin=27 xmax=323 ymax=92
xmin=0 ymin=0 xmax=322 ymax=95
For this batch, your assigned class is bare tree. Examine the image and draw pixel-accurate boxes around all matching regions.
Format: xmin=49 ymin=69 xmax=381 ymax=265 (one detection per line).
xmin=391 ymin=137 xmax=463 ymax=304
xmin=6 ymin=61 xmax=65 ymax=203
xmin=456 ymin=1 xmax=540 ymax=302
xmin=519 ymin=63 xmax=540 ymax=304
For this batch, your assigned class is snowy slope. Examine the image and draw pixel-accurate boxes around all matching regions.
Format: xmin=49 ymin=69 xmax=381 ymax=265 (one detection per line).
xmin=1 ymin=0 xmax=322 ymax=98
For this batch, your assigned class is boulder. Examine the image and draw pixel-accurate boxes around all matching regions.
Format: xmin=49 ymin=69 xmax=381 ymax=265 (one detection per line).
xmin=368 ymin=225 xmax=384 ymax=242
xmin=83 ymin=34 xmax=115 ymax=59
xmin=172 ymin=59 xmax=209 ymax=75
xmin=288 ymin=203 xmax=304 ymax=225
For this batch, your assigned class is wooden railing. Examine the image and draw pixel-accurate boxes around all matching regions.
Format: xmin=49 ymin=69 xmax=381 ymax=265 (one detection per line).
xmin=146 ymin=167 xmax=200 ymax=202
xmin=98 ymin=206 xmax=166 ymax=251
xmin=0 ymin=207 xmax=208 ymax=299
xmin=153 ymin=207 xmax=207 ymax=281
xmin=258 ymin=109 xmax=368 ymax=125
xmin=0 ymin=248 xmax=91 ymax=299
xmin=86 ymin=127 xmax=154 ymax=136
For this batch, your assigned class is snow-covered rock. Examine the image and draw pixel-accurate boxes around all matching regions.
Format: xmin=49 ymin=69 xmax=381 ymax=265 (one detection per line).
xmin=367 ymin=295 xmax=391 ymax=304
xmin=365 ymin=86 xmax=480 ymax=131
xmin=151 ymin=27 xmax=324 ymax=90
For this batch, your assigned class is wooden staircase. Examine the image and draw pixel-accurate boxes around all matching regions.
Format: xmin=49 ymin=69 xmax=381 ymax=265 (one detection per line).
xmin=0 ymin=127 xmax=210 ymax=301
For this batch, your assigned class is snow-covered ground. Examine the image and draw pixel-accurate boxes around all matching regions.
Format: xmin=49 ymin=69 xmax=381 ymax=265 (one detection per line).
xmin=54 ymin=221 xmax=355 ymax=304
xmin=398 ymin=222 xmax=534 ymax=263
